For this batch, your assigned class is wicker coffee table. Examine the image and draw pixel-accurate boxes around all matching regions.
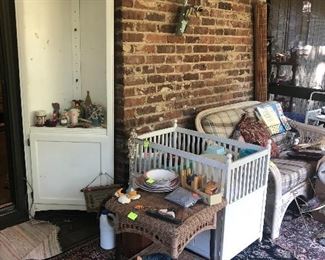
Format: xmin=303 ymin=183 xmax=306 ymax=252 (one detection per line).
xmin=105 ymin=191 xmax=226 ymax=259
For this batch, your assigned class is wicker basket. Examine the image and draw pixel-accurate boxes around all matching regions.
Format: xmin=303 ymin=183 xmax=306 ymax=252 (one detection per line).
xmin=81 ymin=173 xmax=120 ymax=212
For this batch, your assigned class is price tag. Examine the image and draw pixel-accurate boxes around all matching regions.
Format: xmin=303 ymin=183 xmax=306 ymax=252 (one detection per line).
xmin=127 ymin=211 xmax=138 ymax=221
xmin=144 ymin=139 xmax=150 ymax=148
xmin=146 ymin=178 xmax=155 ymax=185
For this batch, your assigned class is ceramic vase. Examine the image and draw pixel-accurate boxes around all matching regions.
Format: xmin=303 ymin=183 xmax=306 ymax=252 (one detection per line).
xmin=69 ymin=108 xmax=80 ymax=126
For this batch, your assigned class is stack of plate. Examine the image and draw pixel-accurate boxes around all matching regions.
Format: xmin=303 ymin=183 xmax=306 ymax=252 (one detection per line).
xmin=135 ymin=169 xmax=179 ymax=192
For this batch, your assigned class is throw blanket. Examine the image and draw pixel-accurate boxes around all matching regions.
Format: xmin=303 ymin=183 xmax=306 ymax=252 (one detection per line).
xmin=0 ymin=220 xmax=61 ymax=260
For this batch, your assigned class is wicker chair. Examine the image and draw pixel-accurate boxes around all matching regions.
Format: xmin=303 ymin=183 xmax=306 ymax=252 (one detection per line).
xmin=195 ymin=101 xmax=325 ymax=239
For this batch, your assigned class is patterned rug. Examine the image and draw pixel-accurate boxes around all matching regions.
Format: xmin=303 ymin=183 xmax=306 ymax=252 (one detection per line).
xmin=50 ymin=234 xmax=293 ymax=260
xmin=49 ymin=238 xmax=115 ymax=260
xmin=233 ymin=236 xmax=294 ymax=259
xmin=50 ymin=214 xmax=325 ymax=260
xmin=49 ymin=238 xmax=205 ymax=260
xmin=0 ymin=220 xmax=61 ymax=260
xmin=274 ymin=215 xmax=325 ymax=260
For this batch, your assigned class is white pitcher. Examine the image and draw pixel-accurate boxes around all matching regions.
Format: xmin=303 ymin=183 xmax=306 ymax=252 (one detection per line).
xmin=99 ymin=211 xmax=115 ymax=250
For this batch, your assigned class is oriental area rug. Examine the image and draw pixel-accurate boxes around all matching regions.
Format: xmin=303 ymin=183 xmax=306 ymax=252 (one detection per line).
xmin=274 ymin=215 xmax=325 ymax=260
xmin=50 ymin=214 xmax=325 ymax=260
xmin=0 ymin=220 xmax=61 ymax=260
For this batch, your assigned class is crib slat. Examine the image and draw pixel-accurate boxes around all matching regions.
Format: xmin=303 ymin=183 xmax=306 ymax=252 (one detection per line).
xmin=259 ymin=156 xmax=266 ymax=188
xmin=177 ymin=132 xmax=180 ymax=150
xmin=231 ymin=169 xmax=236 ymax=203
xmin=237 ymin=167 xmax=242 ymax=201
xmin=254 ymin=158 xmax=261 ymax=190
xmin=238 ymin=167 xmax=242 ymax=201
xmin=242 ymin=165 xmax=247 ymax=199
xmin=191 ymin=136 xmax=195 ymax=154
xmin=251 ymin=159 xmax=256 ymax=192
xmin=179 ymin=152 xmax=184 ymax=172
xmin=260 ymin=157 xmax=264 ymax=188
xmin=168 ymin=133 xmax=173 ymax=170
xmin=201 ymin=138 xmax=206 ymax=154
xmin=187 ymin=134 xmax=190 ymax=152
xmin=175 ymin=155 xmax=179 ymax=173
xmin=245 ymin=162 xmax=251 ymax=196
xmin=138 ymin=144 xmax=143 ymax=174
xmin=181 ymin=133 xmax=185 ymax=151
xmin=196 ymin=136 xmax=200 ymax=154
xmin=240 ymin=165 xmax=244 ymax=196
xmin=238 ymin=165 xmax=244 ymax=199
xmin=134 ymin=144 xmax=139 ymax=175
xmin=249 ymin=159 xmax=256 ymax=193
xmin=148 ymin=144 xmax=152 ymax=170
xmin=163 ymin=151 xmax=168 ymax=169
xmin=263 ymin=155 xmax=269 ymax=185
xmin=256 ymin=157 xmax=261 ymax=189
xmin=173 ymin=131 xmax=177 ymax=149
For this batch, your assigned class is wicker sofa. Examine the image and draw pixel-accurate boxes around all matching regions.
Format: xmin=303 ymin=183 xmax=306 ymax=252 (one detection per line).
xmin=195 ymin=101 xmax=325 ymax=239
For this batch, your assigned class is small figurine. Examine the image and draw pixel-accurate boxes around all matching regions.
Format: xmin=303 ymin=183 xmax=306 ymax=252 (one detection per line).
xmin=118 ymin=195 xmax=131 ymax=204
xmin=52 ymin=102 xmax=60 ymax=124
xmin=71 ymin=99 xmax=85 ymax=118
xmin=35 ymin=110 xmax=47 ymax=127
xmin=114 ymin=187 xmax=141 ymax=204
xmin=84 ymin=90 xmax=92 ymax=107
xmin=60 ymin=110 xmax=69 ymax=126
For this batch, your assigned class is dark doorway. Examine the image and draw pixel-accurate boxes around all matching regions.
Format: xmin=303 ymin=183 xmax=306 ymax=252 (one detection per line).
xmin=0 ymin=0 xmax=28 ymax=229
xmin=0 ymin=89 xmax=12 ymax=208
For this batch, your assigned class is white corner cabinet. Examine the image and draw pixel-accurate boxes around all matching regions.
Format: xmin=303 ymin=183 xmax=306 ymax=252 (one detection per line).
xmin=15 ymin=0 xmax=114 ymax=214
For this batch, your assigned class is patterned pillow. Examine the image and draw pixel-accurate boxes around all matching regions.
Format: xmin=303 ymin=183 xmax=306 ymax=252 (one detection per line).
xmin=237 ymin=113 xmax=279 ymax=158
xmin=202 ymin=109 xmax=245 ymax=138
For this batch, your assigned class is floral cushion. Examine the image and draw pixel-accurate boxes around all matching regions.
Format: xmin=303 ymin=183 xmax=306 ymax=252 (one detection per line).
xmin=201 ymin=109 xmax=245 ymax=138
xmin=236 ymin=114 xmax=279 ymax=158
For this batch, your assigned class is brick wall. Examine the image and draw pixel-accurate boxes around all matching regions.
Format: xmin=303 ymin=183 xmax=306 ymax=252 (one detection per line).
xmin=114 ymin=0 xmax=255 ymax=183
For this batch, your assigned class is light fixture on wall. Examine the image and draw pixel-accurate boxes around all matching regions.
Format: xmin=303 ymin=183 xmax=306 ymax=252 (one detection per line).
xmin=302 ymin=1 xmax=311 ymax=14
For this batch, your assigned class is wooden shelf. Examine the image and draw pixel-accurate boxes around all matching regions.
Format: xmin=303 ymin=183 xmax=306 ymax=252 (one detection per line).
xmin=30 ymin=126 xmax=107 ymax=135
xmin=268 ymin=83 xmax=325 ymax=102
xmin=270 ymin=60 xmax=299 ymax=66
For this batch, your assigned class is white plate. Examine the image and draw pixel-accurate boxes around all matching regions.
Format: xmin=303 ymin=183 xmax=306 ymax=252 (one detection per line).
xmin=134 ymin=175 xmax=179 ymax=193
xmin=144 ymin=169 xmax=177 ymax=181
xmin=136 ymin=183 xmax=179 ymax=193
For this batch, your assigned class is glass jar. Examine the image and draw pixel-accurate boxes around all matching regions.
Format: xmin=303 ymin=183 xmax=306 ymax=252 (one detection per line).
xmin=35 ymin=110 xmax=47 ymax=127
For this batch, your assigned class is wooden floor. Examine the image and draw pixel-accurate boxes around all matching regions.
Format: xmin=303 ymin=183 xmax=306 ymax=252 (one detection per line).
xmin=35 ymin=210 xmax=99 ymax=251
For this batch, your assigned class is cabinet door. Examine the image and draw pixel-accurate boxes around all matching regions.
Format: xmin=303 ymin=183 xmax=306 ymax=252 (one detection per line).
xmin=30 ymin=132 xmax=109 ymax=211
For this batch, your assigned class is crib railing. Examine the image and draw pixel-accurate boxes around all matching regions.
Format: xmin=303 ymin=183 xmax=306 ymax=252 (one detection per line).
xmin=129 ymin=125 xmax=270 ymax=204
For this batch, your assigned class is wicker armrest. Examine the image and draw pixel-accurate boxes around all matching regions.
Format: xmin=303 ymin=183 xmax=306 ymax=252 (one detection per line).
xmin=269 ymin=161 xmax=283 ymax=201
xmin=289 ymin=119 xmax=325 ymax=143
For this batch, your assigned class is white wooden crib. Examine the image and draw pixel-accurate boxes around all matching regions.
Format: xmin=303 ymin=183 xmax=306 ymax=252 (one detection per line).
xmin=128 ymin=122 xmax=271 ymax=259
